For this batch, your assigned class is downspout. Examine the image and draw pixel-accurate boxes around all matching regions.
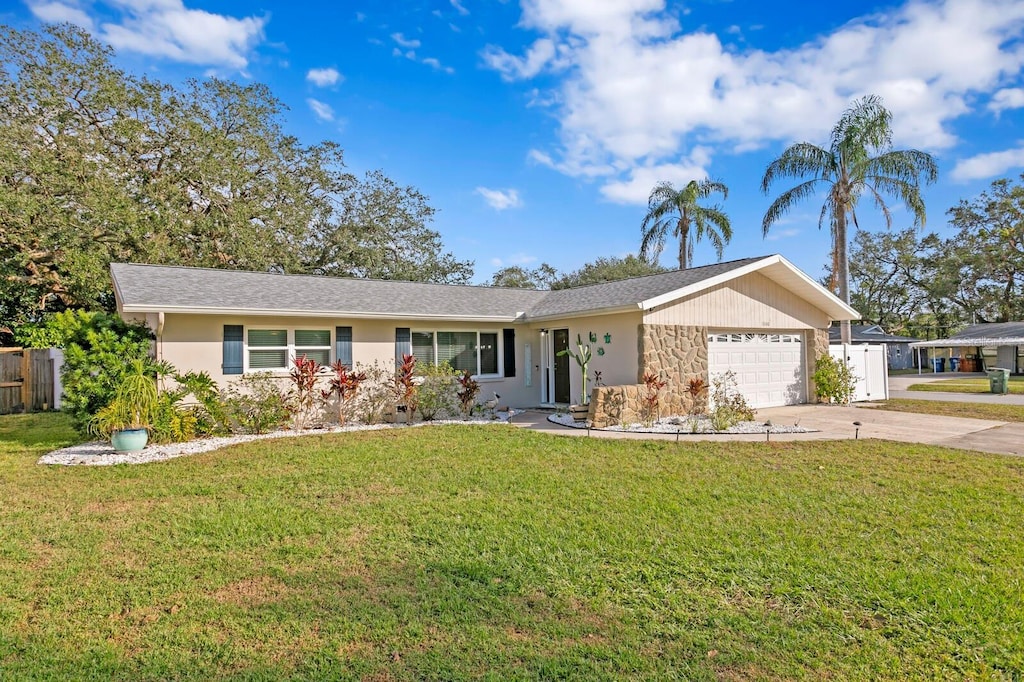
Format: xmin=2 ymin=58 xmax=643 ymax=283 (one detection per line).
xmin=156 ymin=312 xmax=165 ymax=391
xmin=156 ymin=311 xmax=165 ymax=361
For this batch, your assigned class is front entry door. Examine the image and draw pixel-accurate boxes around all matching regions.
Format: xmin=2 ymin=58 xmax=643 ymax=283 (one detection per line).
xmin=553 ymin=329 xmax=570 ymax=404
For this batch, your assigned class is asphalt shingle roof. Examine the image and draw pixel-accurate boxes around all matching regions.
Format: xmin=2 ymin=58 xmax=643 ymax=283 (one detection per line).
xmin=111 ymin=256 xmax=770 ymax=321
xmin=828 ymin=324 xmax=918 ymax=343
xmin=950 ymin=322 xmax=1024 ymax=340
xmin=111 ymin=264 xmax=548 ymax=319
xmin=523 ymin=257 xmax=764 ymax=318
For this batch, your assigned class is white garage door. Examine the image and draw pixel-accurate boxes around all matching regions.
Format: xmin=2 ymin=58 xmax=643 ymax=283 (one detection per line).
xmin=708 ymin=332 xmax=806 ymax=408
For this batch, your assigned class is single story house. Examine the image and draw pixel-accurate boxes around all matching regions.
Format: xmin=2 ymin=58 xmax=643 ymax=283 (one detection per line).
xmin=110 ymin=254 xmax=858 ymax=410
xmin=910 ymin=322 xmax=1024 ymax=374
xmin=828 ymin=323 xmax=919 ymax=370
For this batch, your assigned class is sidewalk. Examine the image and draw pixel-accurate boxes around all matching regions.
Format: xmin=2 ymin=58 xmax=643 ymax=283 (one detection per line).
xmin=889 ymin=371 xmax=1024 ymax=405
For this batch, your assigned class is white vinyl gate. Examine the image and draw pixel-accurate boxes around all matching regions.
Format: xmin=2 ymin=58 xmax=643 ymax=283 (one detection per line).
xmin=828 ymin=344 xmax=889 ymax=402
xmin=707 ymin=332 xmax=807 ymax=408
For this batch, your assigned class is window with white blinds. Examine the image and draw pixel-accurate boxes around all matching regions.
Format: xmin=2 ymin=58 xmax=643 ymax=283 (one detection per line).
xmin=411 ymin=330 xmax=501 ymax=377
xmin=246 ymin=328 xmax=331 ymax=371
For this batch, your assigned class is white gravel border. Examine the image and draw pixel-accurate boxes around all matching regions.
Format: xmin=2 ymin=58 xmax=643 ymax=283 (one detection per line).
xmin=547 ymin=413 xmax=815 ymax=434
xmin=39 ymin=411 xmax=522 ymax=466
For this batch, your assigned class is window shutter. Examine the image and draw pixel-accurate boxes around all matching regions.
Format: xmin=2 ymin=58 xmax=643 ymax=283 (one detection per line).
xmin=503 ymin=328 xmax=516 ymax=377
xmin=396 ymin=327 xmax=411 ymax=366
xmin=223 ymin=325 xmax=243 ymax=375
xmin=336 ymin=326 xmax=353 ymax=368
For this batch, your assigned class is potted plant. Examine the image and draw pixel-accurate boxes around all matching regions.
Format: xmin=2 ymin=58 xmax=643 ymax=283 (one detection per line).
xmin=557 ymin=333 xmax=593 ymax=420
xmin=90 ymin=359 xmax=159 ymax=452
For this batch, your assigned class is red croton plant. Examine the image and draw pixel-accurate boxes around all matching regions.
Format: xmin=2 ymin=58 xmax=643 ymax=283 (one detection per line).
xmin=288 ymin=354 xmax=323 ymax=429
xmin=322 ymin=361 xmax=367 ymax=425
xmin=395 ymin=353 xmax=417 ymax=422
xmin=641 ymin=371 xmax=668 ymax=427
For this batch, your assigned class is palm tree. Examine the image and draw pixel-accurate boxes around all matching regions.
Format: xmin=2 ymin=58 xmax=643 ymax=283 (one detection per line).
xmin=640 ymin=179 xmax=732 ymax=270
xmin=761 ymin=95 xmax=937 ymax=342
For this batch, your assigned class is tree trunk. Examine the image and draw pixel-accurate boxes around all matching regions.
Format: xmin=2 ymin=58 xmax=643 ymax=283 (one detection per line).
xmin=836 ymin=209 xmax=852 ymax=344
xmin=678 ymin=219 xmax=688 ymax=270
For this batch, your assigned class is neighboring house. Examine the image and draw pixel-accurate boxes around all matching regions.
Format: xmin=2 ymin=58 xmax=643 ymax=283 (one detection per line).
xmin=911 ymin=322 xmax=1024 ymax=374
xmin=828 ymin=323 xmax=919 ymax=370
xmin=110 ymin=254 xmax=857 ymax=410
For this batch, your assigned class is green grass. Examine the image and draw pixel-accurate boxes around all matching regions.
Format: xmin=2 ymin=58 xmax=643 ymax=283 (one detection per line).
xmin=908 ymin=376 xmax=1024 ymax=394
xmin=872 ymin=398 xmax=1024 ymax=422
xmin=2 ymin=413 xmax=1024 ymax=679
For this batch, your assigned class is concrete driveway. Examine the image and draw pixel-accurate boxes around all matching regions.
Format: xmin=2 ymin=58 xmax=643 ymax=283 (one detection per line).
xmin=512 ymin=371 xmax=1024 ymax=457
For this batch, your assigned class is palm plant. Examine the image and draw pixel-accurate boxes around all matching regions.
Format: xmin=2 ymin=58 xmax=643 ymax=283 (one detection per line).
xmin=761 ymin=95 xmax=938 ymax=342
xmin=640 ymin=179 xmax=732 ymax=270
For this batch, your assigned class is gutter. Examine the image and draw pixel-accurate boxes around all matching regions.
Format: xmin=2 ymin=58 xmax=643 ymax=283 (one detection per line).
xmin=119 ymin=305 xmax=524 ymax=323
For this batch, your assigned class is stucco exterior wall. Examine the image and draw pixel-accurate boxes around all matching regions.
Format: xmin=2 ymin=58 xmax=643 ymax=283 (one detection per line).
xmin=151 ymin=313 xmax=541 ymax=407
xmin=529 ymin=311 xmax=642 ymax=405
xmin=644 ymin=271 xmax=832 ymax=329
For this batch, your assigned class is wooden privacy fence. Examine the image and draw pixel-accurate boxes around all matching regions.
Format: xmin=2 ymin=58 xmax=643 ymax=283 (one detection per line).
xmin=0 ymin=348 xmax=59 ymax=415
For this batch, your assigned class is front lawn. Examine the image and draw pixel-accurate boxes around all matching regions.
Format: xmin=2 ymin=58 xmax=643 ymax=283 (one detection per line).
xmin=871 ymin=398 xmax=1024 ymax=422
xmin=2 ymin=413 xmax=1023 ymax=679
xmin=908 ymin=376 xmax=1024 ymax=394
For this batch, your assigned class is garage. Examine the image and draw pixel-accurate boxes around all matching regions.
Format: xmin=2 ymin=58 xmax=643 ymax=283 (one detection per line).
xmin=708 ymin=332 xmax=806 ymax=408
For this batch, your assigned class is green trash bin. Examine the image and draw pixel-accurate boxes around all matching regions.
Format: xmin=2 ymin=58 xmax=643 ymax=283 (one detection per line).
xmin=988 ymin=368 xmax=1011 ymax=394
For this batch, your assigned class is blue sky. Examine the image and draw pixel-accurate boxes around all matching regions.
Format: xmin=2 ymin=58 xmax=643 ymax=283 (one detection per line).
xmin=6 ymin=0 xmax=1024 ymax=284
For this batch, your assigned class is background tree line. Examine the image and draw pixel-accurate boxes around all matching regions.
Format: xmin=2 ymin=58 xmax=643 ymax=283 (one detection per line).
xmin=0 ymin=24 xmax=472 ymax=337
xmin=846 ymin=174 xmax=1024 ymax=338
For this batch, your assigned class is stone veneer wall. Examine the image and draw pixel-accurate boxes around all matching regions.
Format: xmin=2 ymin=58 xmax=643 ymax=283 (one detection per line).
xmin=587 ymin=385 xmax=651 ymax=428
xmin=806 ymin=327 xmax=830 ymax=403
xmin=636 ymin=323 xmax=709 ymax=417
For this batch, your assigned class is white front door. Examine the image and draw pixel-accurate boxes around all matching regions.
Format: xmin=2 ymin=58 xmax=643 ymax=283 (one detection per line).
xmin=707 ymin=332 xmax=806 ymax=408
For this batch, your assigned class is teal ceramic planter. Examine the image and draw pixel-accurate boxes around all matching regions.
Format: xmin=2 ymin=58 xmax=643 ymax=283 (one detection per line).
xmin=111 ymin=428 xmax=148 ymax=453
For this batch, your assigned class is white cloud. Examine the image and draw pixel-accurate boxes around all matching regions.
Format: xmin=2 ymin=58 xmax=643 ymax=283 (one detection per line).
xmin=491 ymin=253 xmax=537 ymax=267
xmin=28 ymin=0 xmax=265 ymax=69
xmin=764 ymin=228 xmax=801 ymax=242
xmin=600 ymin=157 xmax=711 ymax=204
xmin=306 ymin=67 xmax=342 ymax=87
xmin=27 ymin=2 xmax=95 ymax=29
xmin=485 ymin=0 xmax=1024 ymax=203
xmin=990 ymin=87 xmax=1024 ymax=113
xmin=451 ymin=0 xmax=470 ymax=16
xmin=951 ymin=145 xmax=1024 ymax=180
xmin=306 ymin=98 xmax=335 ymax=122
xmin=391 ymin=32 xmax=421 ymax=49
xmin=476 ymin=187 xmax=524 ymax=210
xmin=422 ymin=57 xmax=455 ymax=74
xmin=481 ymin=38 xmax=557 ymax=81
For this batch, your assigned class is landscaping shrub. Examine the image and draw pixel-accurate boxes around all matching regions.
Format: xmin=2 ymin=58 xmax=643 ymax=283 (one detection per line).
xmin=350 ymin=362 xmax=398 ymax=424
xmin=57 ymin=311 xmax=155 ymax=433
xmin=396 ymin=354 xmax=418 ymax=423
xmin=221 ymin=373 xmax=291 ymax=434
xmin=685 ymin=377 xmax=708 ymax=415
xmin=709 ymin=370 xmax=755 ymax=431
xmin=641 ymin=371 xmax=667 ymax=426
xmin=456 ymin=371 xmax=481 ymax=418
xmin=416 ymin=362 xmax=459 ymax=420
xmin=150 ymin=371 xmax=229 ymax=444
xmin=322 ymin=361 xmax=367 ymax=425
xmin=813 ymin=353 xmax=858 ymax=404
xmin=288 ymin=354 xmax=324 ymax=430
